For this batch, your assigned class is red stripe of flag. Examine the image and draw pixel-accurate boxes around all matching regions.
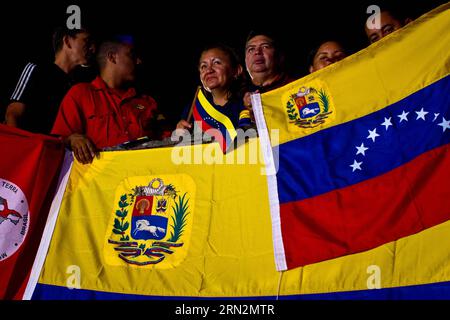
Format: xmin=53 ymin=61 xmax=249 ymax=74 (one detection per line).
xmin=193 ymin=101 xmax=225 ymax=151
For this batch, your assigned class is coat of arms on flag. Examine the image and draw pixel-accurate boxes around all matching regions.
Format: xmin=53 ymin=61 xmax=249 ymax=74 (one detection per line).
xmin=105 ymin=175 xmax=195 ymax=268
xmin=285 ymin=80 xmax=335 ymax=130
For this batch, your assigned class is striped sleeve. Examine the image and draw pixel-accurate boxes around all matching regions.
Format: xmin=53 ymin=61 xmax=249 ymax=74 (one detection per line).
xmin=10 ymin=62 xmax=37 ymax=101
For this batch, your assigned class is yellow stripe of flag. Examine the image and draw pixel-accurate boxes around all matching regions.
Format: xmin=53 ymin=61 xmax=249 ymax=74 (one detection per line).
xmin=197 ymin=89 xmax=238 ymax=141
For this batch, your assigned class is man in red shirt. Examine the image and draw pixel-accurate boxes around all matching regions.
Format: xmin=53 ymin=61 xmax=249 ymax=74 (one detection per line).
xmin=52 ymin=35 xmax=168 ymax=164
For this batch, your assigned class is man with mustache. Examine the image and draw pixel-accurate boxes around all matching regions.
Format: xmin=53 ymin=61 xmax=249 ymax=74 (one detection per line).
xmin=243 ymin=30 xmax=293 ymax=111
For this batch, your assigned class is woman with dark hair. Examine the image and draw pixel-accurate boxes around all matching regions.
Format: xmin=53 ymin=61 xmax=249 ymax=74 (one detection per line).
xmin=176 ymin=43 xmax=250 ymax=134
xmin=308 ymin=40 xmax=347 ymax=73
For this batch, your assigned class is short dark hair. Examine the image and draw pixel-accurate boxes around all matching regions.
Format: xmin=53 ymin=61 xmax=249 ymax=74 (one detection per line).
xmin=52 ymin=26 xmax=89 ymax=54
xmin=96 ymin=35 xmax=136 ymax=70
xmin=245 ymin=29 xmax=281 ymax=50
xmin=381 ymin=8 xmax=408 ymax=25
xmin=364 ymin=1 xmax=411 ymax=27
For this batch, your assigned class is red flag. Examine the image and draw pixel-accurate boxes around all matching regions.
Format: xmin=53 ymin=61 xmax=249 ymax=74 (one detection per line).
xmin=0 ymin=124 xmax=64 ymax=299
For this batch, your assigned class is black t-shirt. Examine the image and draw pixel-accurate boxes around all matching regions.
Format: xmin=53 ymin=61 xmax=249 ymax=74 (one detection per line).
xmin=246 ymin=73 xmax=294 ymax=94
xmin=9 ymin=62 xmax=73 ymax=134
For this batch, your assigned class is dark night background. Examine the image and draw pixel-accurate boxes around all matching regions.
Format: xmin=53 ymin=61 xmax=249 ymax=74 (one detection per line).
xmin=0 ymin=0 xmax=446 ymax=126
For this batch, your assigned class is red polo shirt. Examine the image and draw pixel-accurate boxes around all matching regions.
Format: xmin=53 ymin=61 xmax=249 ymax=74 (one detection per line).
xmin=51 ymin=76 xmax=166 ymax=149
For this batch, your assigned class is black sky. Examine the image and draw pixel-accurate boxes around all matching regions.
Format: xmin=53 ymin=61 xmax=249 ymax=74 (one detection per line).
xmin=0 ymin=0 xmax=446 ymax=125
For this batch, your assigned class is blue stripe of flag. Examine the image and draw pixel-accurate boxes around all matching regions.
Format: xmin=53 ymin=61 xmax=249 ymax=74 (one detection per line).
xmin=32 ymin=281 xmax=450 ymax=300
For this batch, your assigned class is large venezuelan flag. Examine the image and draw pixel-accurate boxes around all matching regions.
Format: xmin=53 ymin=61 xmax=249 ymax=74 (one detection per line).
xmin=26 ymin=139 xmax=450 ymax=299
xmin=252 ymin=3 xmax=450 ymax=271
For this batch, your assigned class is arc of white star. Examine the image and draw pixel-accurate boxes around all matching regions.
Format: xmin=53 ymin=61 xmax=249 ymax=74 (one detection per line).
xmin=381 ymin=117 xmax=393 ymax=130
xmin=415 ymin=108 xmax=428 ymax=121
xmin=350 ymin=160 xmax=363 ymax=172
xmin=438 ymin=117 xmax=450 ymax=132
xmin=367 ymin=128 xmax=380 ymax=142
xmin=356 ymin=143 xmax=369 ymax=156
xmin=398 ymin=111 xmax=409 ymax=122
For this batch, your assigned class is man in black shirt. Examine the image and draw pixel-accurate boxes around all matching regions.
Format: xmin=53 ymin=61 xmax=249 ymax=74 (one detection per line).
xmin=5 ymin=26 xmax=95 ymax=134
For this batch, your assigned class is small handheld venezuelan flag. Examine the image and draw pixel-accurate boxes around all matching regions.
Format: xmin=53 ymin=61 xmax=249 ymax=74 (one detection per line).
xmin=192 ymin=89 xmax=238 ymax=153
